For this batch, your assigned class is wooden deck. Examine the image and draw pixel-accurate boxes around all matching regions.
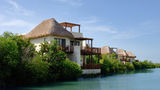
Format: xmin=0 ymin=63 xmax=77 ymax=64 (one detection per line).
xmin=120 ymin=59 xmax=131 ymax=62
xmin=81 ymin=47 xmax=101 ymax=55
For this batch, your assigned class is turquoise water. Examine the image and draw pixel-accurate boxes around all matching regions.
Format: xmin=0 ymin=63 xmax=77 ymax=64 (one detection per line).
xmin=7 ymin=68 xmax=160 ymax=90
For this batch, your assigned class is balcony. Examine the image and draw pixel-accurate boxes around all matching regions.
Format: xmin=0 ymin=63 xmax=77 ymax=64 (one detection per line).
xmin=120 ymin=58 xmax=131 ymax=62
xmin=62 ymin=46 xmax=74 ymax=53
xmin=81 ymin=47 xmax=101 ymax=55
xmin=81 ymin=63 xmax=101 ymax=69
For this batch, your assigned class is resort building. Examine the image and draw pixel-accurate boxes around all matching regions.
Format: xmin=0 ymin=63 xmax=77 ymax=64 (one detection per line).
xmin=116 ymin=49 xmax=136 ymax=62
xmin=116 ymin=49 xmax=128 ymax=62
xmin=101 ymin=46 xmax=116 ymax=54
xmin=126 ymin=51 xmax=136 ymax=62
xmin=24 ymin=18 xmax=101 ymax=74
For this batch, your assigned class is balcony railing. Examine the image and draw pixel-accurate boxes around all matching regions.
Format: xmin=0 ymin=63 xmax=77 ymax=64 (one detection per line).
xmin=81 ymin=47 xmax=101 ymax=55
xmin=62 ymin=46 xmax=74 ymax=53
xmin=120 ymin=59 xmax=131 ymax=62
xmin=81 ymin=63 xmax=101 ymax=69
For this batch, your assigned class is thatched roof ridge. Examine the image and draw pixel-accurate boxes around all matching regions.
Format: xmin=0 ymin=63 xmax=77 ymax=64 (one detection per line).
xmin=101 ymin=46 xmax=115 ymax=54
xmin=24 ymin=18 xmax=74 ymax=39
xmin=116 ymin=49 xmax=127 ymax=57
xmin=126 ymin=51 xmax=136 ymax=58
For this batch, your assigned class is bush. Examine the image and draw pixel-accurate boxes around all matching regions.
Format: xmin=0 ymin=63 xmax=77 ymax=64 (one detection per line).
xmin=49 ymin=59 xmax=82 ymax=81
xmin=132 ymin=60 xmax=156 ymax=69
xmin=125 ymin=62 xmax=135 ymax=71
xmin=100 ymin=54 xmax=134 ymax=74
xmin=38 ymin=41 xmax=66 ymax=62
xmin=0 ymin=38 xmax=19 ymax=83
xmin=38 ymin=40 xmax=82 ymax=81
xmin=0 ymin=32 xmax=82 ymax=86
xmin=25 ymin=55 xmax=50 ymax=83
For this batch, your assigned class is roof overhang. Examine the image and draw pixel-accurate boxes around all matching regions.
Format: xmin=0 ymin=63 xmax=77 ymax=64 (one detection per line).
xmin=75 ymin=37 xmax=93 ymax=40
xmin=60 ymin=22 xmax=80 ymax=27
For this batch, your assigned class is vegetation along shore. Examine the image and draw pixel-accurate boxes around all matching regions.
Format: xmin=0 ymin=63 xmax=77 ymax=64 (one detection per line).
xmin=0 ymin=32 xmax=160 ymax=87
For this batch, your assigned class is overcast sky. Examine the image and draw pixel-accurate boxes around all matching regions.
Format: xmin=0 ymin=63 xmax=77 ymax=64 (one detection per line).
xmin=0 ymin=0 xmax=160 ymax=62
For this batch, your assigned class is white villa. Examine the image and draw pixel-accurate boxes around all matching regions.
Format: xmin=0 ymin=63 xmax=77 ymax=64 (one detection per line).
xmin=24 ymin=18 xmax=101 ymax=74
xmin=101 ymin=46 xmax=116 ymax=54
xmin=24 ymin=18 xmax=137 ymax=74
xmin=116 ymin=49 xmax=136 ymax=62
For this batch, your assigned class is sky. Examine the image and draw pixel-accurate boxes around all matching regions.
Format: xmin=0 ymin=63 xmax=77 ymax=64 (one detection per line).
xmin=0 ymin=0 xmax=160 ymax=62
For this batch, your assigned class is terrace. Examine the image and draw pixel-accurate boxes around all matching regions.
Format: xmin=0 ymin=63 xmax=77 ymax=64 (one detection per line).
xmin=60 ymin=22 xmax=101 ymax=69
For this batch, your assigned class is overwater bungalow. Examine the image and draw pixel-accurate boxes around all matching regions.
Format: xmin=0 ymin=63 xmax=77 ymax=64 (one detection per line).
xmin=24 ymin=18 xmax=101 ymax=74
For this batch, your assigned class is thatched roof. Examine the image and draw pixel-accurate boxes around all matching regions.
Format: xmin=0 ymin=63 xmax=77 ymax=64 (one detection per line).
xmin=126 ymin=51 xmax=136 ymax=58
xmin=24 ymin=18 xmax=74 ymax=39
xmin=101 ymin=46 xmax=115 ymax=54
xmin=116 ymin=49 xmax=127 ymax=57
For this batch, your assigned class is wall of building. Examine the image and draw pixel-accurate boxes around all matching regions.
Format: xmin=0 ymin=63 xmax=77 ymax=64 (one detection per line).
xmin=67 ymin=46 xmax=81 ymax=65
xmin=82 ymin=69 xmax=101 ymax=74
xmin=70 ymin=31 xmax=86 ymax=49
xmin=30 ymin=36 xmax=71 ymax=51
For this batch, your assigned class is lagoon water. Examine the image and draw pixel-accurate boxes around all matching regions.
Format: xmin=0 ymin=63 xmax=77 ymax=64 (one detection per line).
xmin=8 ymin=68 xmax=160 ymax=90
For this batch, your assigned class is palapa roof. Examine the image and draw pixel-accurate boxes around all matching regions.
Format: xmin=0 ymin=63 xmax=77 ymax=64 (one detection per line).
xmin=116 ymin=49 xmax=128 ymax=57
xmin=126 ymin=51 xmax=136 ymax=58
xmin=24 ymin=18 xmax=74 ymax=39
xmin=101 ymin=46 xmax=115 ymax=54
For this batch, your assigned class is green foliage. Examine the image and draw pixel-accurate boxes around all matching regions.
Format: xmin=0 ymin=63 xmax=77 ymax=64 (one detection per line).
xmin=26 ymin=55 xmax=50 ymax=83
xmin=60 ymin=59 xmax=82 ymax=80
xmin=49 ymin=59 xmax=82 ymax=81
xmin=100 ymin=54 xmax=128 ymax=74
xmin=155 ymin=63 xmax=160 ymax=68
xmin=0 ymin=32 xmax=82 ymax=86
xmin=101 ymin=54 xmax=157 ymax=75
xmin=86 ymin=55 xmax=99 ymax=64
xmin=125 ymin=62 xmax=135 ymax=70
xmin=132 ymin=60 xmax=156 ymax=69
xmin=38 ymin=41 xmax=82 ymax=81
xmin=38 ymin=41 xmax=66 ymax=62
xmin=0 ymin=38 xmax=19 ymax=82
xmin=100 ymin=54 xmax=134 ymax=74
xmin=0 ymin=32 xmax=36 ymax=84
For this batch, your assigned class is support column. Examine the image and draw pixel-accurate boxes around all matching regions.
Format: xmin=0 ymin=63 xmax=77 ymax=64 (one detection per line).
xmin=78 ymin=25 xmax=80 ymax=33
xmin=70 ymin=27 xmax=72 ymax=32
xmin=91 ymin=39 xmax=93 ymax=63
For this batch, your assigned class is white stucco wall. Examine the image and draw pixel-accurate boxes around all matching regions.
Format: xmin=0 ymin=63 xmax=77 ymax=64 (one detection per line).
xmin=30 ymin=35 xmax=82 ymax=66
xmin=30 ymin=36 xmax=71 ymax=51
xmin=82 ymin=69 xmax=101 ymax=75
xmin=68 ymin=46 xmax=81 ymax=65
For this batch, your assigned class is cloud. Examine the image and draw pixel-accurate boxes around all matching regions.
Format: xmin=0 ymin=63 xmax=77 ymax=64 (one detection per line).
xmin=0 ymin=19 xmax=36 ymax=35
xmin=83 ymin=25 xmax=118 ymax=34
xmin=0 ymin=15 xmax=5 ymax=21
xmin=79 ymin=17 xmax=118 ymax=34
xmin=6 ymin=0 xmax=35 ymax=16
xmin=79 ymin=17 xmax=99 ymax=24
xmin=55 ymin=0 xmax=83 ymax=6
xmin=0 ymin=19 xmax=34 ymax=27
xmin=112 ymin=30 xmax=140 ymax=40
xmin=7 ymin=0 xmax=19 ymax=9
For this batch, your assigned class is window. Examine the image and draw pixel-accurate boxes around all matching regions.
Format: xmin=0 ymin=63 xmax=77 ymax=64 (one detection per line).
xmin=55 ymin=38 xmax=66 ymax=48
xmin=75 ymin=41 xmax=80 ymax=46
xmin=70 ymin=41 xmax=80 ymax=46
xmin=70 ymin=41 xmax=74 ymax=46
xmin=44 ymin=38 xmax=46 ymax=41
